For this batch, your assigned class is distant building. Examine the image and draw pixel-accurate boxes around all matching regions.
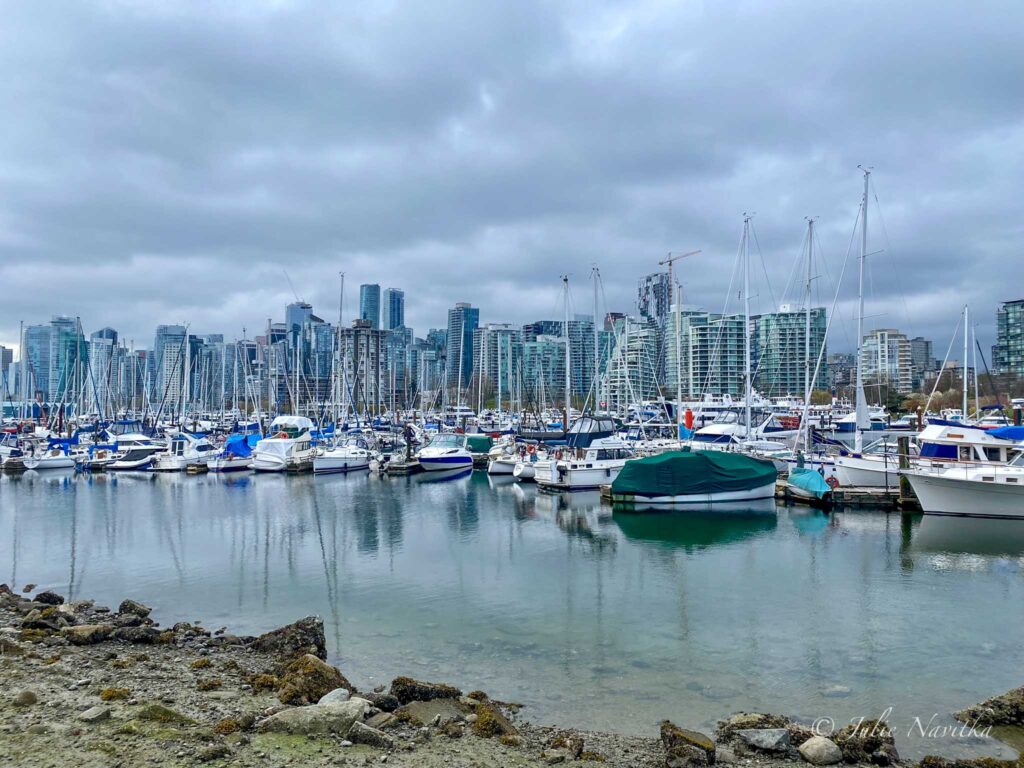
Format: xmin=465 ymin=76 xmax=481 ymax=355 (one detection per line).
xmin=338 ymin=319 xmax=388 ymax=414
xmin=522 ymin=335 xmax=566 ymax=407
xmin=381 ymin=288 xmax=405 ymax=331
xmin=993 ymin=299 xmax=1024 ymax=376
xmin=828 ymin=353 xmax=856 ymax=389
xmin=664 ymin=309 xmax=745 ymax=399
xmin=860 ymin=328 xmax=913 ymax=393
xmin=603 ymin=316 xmax=660 ymax=410
xmin=910 ymin=336 xmax=936 ymax=390
xmin=751 ymin=306 xmax=828 ymax=397
xmin=472 ymin=324 xmax=523 ymax=402
xmin=637 ymin=272 xmax=671 ymax=328
xmin=446 ymin=303 xmax=479 ymax=389
xmin=359 ymin=284 xmax=381 ymax=329
xmin=153 ymin=324 xmax=187 ymax=404
xmin=47 ymin=316 xmax=87 ymax=402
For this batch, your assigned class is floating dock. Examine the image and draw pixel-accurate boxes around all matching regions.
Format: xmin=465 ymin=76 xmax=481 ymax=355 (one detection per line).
xmin=386 ymin=459 xmax=422 ymax=476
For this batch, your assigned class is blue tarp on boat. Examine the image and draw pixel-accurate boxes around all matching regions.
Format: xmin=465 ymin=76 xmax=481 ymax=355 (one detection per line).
xmin=787 ymin=467 xmax=831 ymax=500
xmin=222 ymin=433 xmax=254 ymax=458
xmin=989 ymin=426 xmax=1024 ymax=442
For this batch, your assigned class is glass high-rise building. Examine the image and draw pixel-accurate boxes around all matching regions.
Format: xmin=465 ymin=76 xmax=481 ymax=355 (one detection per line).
xmin=446 ymin=303 xmax=479 ymax=389
xmin=751 ymin=306 xmax=828 ymax=397
xmin=993 ymin=299 xmax=1024 ymax=376
xmin=359 ymin=284 xmax=381 ymax=329
xmin=382 ymin=288 xmax=405 ymax=331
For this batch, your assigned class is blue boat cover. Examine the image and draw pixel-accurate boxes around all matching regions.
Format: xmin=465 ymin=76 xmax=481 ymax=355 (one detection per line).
xmin=223 ymin=433 xmax=253 ymax=458
xmin=787 ymin=467 xmax=831 ymax=500
xmin=989 ymin=425 xmax=1024 ymax=442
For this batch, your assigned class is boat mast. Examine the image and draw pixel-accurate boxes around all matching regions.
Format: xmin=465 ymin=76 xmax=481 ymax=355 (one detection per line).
xmin=962 ymin=304 xmax=969 ymax=419
xmin=854 ymin=168 xmax=870 ymax=453
xmin=743 ymin=216 xmax=752 ymax=440
xmin=592 ymin=266 xmax=600 ymax=412
xmin=972 ymin=322 xmax=979 ymax=418
xmin=563 ymin=275 xmax=571 ymax=428
xmin=496 ymin=329 xmax=502 ymax=416
xmin=804 ymin=218 xmax=814 ymax=450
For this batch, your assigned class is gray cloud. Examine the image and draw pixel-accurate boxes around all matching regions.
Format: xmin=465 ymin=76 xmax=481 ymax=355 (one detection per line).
xmin=1 ymin=0 xmax=1021 ymax=357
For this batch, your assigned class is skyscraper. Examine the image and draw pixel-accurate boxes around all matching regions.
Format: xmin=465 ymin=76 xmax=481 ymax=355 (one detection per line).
xmin=359 ymin=284 xmax=381 ymax=329
xmin=446 ymin=303 xmax=479 ymax=389
xmin=381 ymin=288 xmax=405 ymax=331
xmin=751 ymin=306 xmax=828 ymax=397
xmin=860 ymin=328 xmax=913 ymax=392
xmin=993 ymin=299 xmax=1024 ymax=376
xmin=153 ymin=324 xmax=187 ymax=403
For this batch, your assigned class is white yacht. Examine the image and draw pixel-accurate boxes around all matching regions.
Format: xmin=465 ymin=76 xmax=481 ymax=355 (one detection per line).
xmin=417 ymin=432 xmax=473 ymax=472
xmin=905 ymin=447 xmax=1024 ymax=518
xmin=252 ymin=416 xmax=316 ymax=472
xmin=536 ymin=437 xmax=635 ymax=491
xmin=314 ymin=436 xmax=374 ymax=474
xmin=151 ymin=433 xmax=219 ymax=472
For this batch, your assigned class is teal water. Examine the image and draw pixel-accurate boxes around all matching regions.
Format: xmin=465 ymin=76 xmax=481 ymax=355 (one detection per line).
xmin=2 ymin=468 xmax=1022 ymax=758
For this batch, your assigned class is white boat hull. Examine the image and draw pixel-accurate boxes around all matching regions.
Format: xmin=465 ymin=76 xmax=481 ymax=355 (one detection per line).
xmin=23 ymin=456 xmax=76 ymax=470
xmin=313 ymin=455 xmax=371 ymax=474
xmin=833 ymin=455 xmax=901 ymax=489
xmin=418 ymin=454 xmax=473 ymax=472
xmin=905 ymin=471 xmax=1024 ymax=518
xmin=612 ymin=479 xmax=777 ymax=506
xmin=513 ymin=461 xmax=537 ymax=481
xmin=537 ymin=462 xmax=626 ymax=491
xmin=487 ymin=457 xmax=517 ymax=475
xmin=209 ymin=457 xmax=253 ymax=473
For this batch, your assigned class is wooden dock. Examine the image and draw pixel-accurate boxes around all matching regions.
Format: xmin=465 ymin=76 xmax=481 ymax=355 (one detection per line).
xmin=386 ymin=459 xmax=422 ymax=476
xmin=284 ymin=460 xmax=314 ymax=474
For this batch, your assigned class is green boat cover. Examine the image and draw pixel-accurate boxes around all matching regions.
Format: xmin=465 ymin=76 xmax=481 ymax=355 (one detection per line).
xmin=465 ymin=434 xmax=494 ymax=453
xmin=611 ymin=449 xmax=777 ymax=497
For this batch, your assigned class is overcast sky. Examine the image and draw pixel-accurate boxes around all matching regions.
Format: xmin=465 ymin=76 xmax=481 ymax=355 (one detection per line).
xmin=2 ymin=1 xmax=1022 ymax=358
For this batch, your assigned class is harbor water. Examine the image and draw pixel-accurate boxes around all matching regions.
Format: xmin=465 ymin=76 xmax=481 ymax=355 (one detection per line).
xmin=2 ymin=468 xmax=1022 ymax=758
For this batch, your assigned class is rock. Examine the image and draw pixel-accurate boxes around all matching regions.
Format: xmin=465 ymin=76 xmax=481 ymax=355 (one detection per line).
xmin=390 ymin=675 xmax=462 ymax=704
xmin=198 ymin=744 xmax=231 ymax=762
xmin=397 ymin=698 xmax=465 ymax=727
xmin=61 ymin=624 xmax=113 ymax=645
xmin=349 ymin=721 xmax=395 ymax=749
xmin=137 ymin=703 xmax=195 ymax=724
xmin=318 ymin=687 xmax=351 ymax=705
xmin=543 ymin=750 xmax=567 ymax=765
xmin=277 ymin=654 xmax=355 ymax=705
xmin=35 ymin=591 xmax=64 ymax=605
xmin=717 ymin=712 xmax=789 ymax=741
xmin=661 ymin=721 xmax=716 ymax=764
xmin=14 ymin=690 xmax=38 ymax=707
xmin=113 ymin=626 xmax=161 ymax=644
xmin=547 ymin=732 xmax=585 ymax=759
xmin=471 ymin=701 xmax=517 ymax=738
xmin=736 ymin=728 xmax=791 ymax=752
xmin=798 ymin=736 xmax=843 ymax=766
xmin=956 ymin=685 xmax=1024 ymax=726
xmin=118 ymin=599 xmax=152 ymax=618
xmin=362 ymin=692 xmax=400 ymax=712
xmin=251 ymin=616 xmax=327 ymax=660
xmin=871 ymin=742 xmax=900 ymax=766
xmin=833 ymin=719 xmax=896 ymax=765
xmin=366 ymin=712 xmax=396 ymax=730
xmin=787 ymin=723 xmax=816 ymax=747
xmin=78 ymin=706 xmax=111 ymax=724
xmin=666 ymin=744 xmax=710 ymax=768
xmin=22 ymin=609 xmax=63 ymax=631
xmin=256 ymin=700 xmax=365 ymax=736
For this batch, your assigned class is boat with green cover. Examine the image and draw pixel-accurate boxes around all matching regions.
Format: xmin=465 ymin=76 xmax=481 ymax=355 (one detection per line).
xmin=610 ymin=449 xmax=778 ymax=506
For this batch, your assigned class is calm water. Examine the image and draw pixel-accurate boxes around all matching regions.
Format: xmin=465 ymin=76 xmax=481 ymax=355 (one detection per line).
xmin=2 ymin=468 xmax=1023 ymax=758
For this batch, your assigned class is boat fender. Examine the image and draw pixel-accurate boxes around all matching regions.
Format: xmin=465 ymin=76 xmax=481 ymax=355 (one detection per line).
xmin=826 ymin=476 xmax=840 ymax=489
xmin=555 ymin=449 xmax=563 ymax=460
xmin=527 ymin=444 xmax=536 ymax=455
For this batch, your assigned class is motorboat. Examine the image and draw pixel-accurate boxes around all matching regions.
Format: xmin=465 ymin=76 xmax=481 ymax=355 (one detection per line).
xmin=610 ymin=449 xmax=778 ymax=506
xmin=108 ymin=447 xmax=161 ymax=471
xmin=784 ymin=466 xmax=834 ymax=507
xmin=314 ymin=436 xmax=374 ymax=474
xmin=536 ymin=437 xmax=635 ymax=492
xmin=834 ymin=406 xmax=888 ymax=433
xmin=151 ymin=433 xmax=219 ymax=472
xmin=209 ymin=433 xmax=255 ymax=473
xmin=23 ymin=447 xmax=77 ymax=471
xmin=904 ymin=446 xmax=1024 ymax=518
xmin=417 ymin=432 xmax=473 ymax=472
xmin=252 ymin=416 xmax=316 ymax=472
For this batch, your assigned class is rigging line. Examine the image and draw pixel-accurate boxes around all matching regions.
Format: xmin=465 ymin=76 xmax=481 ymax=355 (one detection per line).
xmin=748 ymin=218 xmax=778 ymax=314
xmin=872 ymin=185 xmax=913 ymax=331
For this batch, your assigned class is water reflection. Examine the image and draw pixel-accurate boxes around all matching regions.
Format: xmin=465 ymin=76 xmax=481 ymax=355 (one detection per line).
xmin=613 ymin=499 xmax=778 ymax=550
xmin=1 ymin=471 xmax=1022 ymax=760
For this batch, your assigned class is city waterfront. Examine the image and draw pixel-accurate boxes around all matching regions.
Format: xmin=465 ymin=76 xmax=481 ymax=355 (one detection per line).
xmin=3 ymin=468 xmax=1022 ymax=759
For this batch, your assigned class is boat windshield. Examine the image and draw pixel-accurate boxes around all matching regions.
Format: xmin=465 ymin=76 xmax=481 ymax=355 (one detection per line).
xmin=430 ymin=433 xmax=465 ymax=449
xmin=1010 ymin=449 xmax=1024 ymax=468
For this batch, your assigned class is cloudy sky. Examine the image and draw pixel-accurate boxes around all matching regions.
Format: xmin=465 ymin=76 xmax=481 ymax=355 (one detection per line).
xmin=2 ymin=1 xmax=1022 ymax=357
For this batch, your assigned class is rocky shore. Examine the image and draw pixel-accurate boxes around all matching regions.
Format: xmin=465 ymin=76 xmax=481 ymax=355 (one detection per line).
xmin=0 ymin=582 xmax=1019 ymax=768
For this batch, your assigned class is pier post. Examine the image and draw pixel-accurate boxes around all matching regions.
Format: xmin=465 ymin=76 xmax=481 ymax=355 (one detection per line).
xmin=896 ymin=435 xmax=919 ymax=511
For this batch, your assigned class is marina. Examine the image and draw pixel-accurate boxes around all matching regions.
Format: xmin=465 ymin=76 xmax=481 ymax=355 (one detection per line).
xmin=2 ymin=467 xmax=1023 ymax=759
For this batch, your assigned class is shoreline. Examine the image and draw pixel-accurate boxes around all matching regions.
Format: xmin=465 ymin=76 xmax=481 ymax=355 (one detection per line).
xmin=1 ymin=582 xmax=1020 ymax=768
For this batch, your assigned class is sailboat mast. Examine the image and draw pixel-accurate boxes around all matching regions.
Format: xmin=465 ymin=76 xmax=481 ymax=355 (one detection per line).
xmin=804 ymin=218 xmax=813 ymax=449
xmin=592 ymin=267 xmax=599 ymax=412
xmin=963 ymin=305 xmax=969 ymax=419
xmin=563 ymin=275 xmax=571 ymax=426
xmin=855 ymin=168 xmax=870 ymax=453
xmin=496 ymin=330 xmax=502 ymax=415
xmin=743 ymin=216 xmax=752 ymax=438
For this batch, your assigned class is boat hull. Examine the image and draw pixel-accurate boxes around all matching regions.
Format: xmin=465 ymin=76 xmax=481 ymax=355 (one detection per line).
xmin=611 ymin=479 xmax=777 ymax=506
xmin=905 ymin=472 xmax=1024 ymax=519
xmin=486 ymin=457 xmax=517 ymax=475
xmin=512 ymin=462 xmax=536 ymax=481
xmin=537 ymin=463 xmax=626 ymax=492
xmin=833 ymin=455 xmax=901 ymax=489
xmin=418 ymin=454 xmax=473 ymax=472
xmin=209 ymin=458 xmax=253 ymax=473
xmin=313 ymin=456 xmax=370 ymax=474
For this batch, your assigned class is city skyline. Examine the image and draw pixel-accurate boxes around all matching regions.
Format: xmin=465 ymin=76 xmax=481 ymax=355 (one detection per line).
xmin=2 ymin=3 xmax=1023 ymax=358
